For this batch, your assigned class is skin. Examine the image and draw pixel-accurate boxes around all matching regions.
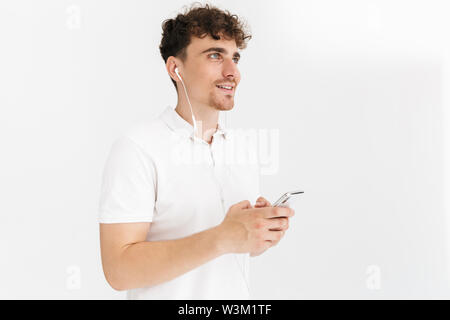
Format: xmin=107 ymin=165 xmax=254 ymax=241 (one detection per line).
xmin=166 ymin=33 xmax=241 ymax=143
xmin=99 ymin=33 xmax=294 ymax=291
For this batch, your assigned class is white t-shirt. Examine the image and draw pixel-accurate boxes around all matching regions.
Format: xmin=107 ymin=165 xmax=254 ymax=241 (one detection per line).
xmin=98 ymin=106 xmax=261 ymax=299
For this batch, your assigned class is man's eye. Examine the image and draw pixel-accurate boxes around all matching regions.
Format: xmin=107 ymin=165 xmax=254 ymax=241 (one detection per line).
xmin=209 ymin=53 xmax=239 ymax=64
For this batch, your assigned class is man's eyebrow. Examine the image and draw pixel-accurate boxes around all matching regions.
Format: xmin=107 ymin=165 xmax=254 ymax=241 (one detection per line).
xmin=200 ymin=47 xmax=240 ymax=59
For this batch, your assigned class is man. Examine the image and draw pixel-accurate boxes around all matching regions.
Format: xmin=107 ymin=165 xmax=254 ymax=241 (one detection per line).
xmin=98 ymin=3 xmax=294 ymax=300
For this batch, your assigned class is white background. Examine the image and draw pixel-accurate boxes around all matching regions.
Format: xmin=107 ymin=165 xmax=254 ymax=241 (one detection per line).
xmin=0 ymin=0 xmax=449 ymax=299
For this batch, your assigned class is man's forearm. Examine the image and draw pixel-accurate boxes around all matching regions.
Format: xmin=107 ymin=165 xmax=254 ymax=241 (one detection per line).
xmin=111 ymin=225 xmax=226 ymax=290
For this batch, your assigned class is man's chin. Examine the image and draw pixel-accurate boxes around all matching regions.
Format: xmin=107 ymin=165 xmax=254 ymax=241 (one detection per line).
xmin=211 ymin=99 xmax=235 ymax=111
xmin=209 ymin=94 xmax=235 ymax=111
xmin=214 ymin=104 xmax=234 ymax=111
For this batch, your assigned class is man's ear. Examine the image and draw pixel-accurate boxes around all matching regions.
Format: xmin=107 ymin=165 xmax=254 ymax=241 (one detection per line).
xmin=166 ymin=57 xmax=180 ymax=83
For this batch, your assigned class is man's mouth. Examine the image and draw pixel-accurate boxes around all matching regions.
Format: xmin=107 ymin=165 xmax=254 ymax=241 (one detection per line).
xmin=216 ymin=84 xmax=234 ymax=93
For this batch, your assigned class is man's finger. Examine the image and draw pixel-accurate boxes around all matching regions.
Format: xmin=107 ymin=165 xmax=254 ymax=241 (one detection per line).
xmin=267 ymin=217 xmax=289 ymax=231
xmin=236 ymin=199 xmax=252 ymax=209
xmin=257 ymin=206 xmax=294 ymax=219
xmin=262 ymin=230 xmax=284 ymax=241
xmin=255 ymin=196 xmax=271 ymax=207
xmin=270 ymin=231 xmax=285 ymax=246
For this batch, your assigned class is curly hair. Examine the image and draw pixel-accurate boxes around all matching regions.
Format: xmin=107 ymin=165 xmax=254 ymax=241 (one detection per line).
xmin=159 ymin=2 xmax=252 ymax=89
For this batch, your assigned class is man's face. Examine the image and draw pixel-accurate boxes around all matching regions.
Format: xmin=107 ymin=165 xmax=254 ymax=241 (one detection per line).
xmin=180 ymin=34 xmax=241 ymax=111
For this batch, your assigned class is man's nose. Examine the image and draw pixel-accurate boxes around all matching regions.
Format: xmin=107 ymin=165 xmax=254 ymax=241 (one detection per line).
xmin=222 ymin=58 xmax=240 ymax=81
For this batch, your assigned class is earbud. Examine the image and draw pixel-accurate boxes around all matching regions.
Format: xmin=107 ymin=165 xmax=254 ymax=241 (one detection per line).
xmin=175 ymin=67 xmax=182 ymax=81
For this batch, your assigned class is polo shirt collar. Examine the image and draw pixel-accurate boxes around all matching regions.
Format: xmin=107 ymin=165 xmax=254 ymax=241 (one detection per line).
xmin=160 ymin=106 xmax=228 ymax=141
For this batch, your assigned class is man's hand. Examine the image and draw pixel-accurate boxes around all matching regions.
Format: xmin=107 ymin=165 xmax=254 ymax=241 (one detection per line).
xmin=216 ymin=198 xmax=294 ymax=257
xmin=249 ymin=196 xmax=291 ymax=257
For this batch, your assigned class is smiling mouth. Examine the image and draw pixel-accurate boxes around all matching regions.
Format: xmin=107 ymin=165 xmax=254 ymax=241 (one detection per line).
xmin=216 ymin=85 xmax=234 ymax=93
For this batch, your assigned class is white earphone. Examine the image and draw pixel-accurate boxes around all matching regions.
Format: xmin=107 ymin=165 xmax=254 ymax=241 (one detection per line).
xmin=175 ymin=67 xmax=198 ymax=137
xmin=174 ymin=67 xmax=181 ymax=80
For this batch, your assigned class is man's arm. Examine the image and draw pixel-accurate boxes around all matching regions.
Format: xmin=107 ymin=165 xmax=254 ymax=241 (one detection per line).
xmin=99 ymin=222 xmax=225 ymax=291
xmin=99 ymin=201 xmax=293 ymax=291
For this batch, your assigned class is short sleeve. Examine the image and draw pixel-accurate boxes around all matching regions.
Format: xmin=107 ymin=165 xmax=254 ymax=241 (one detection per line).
xmin=98 ymin=136 xmax=157 ymax=223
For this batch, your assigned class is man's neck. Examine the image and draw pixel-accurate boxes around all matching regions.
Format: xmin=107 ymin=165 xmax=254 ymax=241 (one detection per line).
xmin=175 ymin=101 xmax=219 ymax=144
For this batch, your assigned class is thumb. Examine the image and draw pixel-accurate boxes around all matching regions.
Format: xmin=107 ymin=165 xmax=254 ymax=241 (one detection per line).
xmin=236 ymin=199 xmax=252 ymax=209
xmin=255 ymin=196 xmax=271 ymax=207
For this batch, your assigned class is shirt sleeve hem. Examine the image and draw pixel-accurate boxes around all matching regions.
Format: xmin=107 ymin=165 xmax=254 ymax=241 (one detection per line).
xmin=98 ymin=214 xmax=153 ymax=224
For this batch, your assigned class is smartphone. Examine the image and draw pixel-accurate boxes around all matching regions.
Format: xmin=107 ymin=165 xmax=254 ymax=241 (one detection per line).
xmin=273 ymin=190 xmax=304 ymax=207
